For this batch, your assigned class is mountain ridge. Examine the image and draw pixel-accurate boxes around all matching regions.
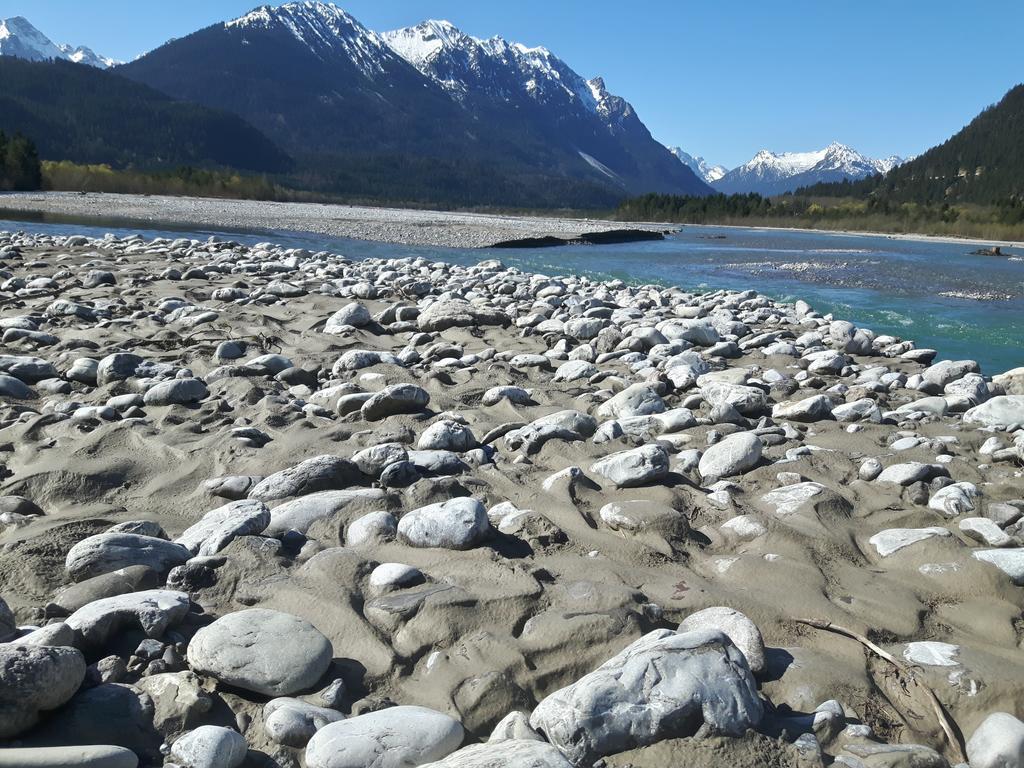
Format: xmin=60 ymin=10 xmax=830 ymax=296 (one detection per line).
xmin=0 ymin=16 xmax=117 ymax=68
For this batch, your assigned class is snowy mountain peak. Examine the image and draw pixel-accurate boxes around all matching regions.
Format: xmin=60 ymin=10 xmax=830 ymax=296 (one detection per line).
xmin=714 ymin=142 xmax=906 ymax=195
xmin=227 ymin=2 xmax=390 ymax=75
xmin=667 ymin=147 xmax=728 ymax=184
xmin=0 ymin=15 xmax=116 ymax=68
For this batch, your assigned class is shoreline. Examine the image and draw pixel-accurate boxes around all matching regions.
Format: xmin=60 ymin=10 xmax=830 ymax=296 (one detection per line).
xmin=681 ymin=221 xmax=1024 ymax=249
xmin=0 ymin=191 xmax=667 ymax=250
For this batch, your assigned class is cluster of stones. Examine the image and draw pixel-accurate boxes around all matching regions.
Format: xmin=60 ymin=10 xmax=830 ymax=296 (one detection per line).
xmin=0 ymin=228 xmax=1022 ymax=767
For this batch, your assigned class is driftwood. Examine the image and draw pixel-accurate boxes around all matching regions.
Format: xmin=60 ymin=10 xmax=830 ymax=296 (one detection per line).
xmin=795 ymin=617 xmax=965 ymax=763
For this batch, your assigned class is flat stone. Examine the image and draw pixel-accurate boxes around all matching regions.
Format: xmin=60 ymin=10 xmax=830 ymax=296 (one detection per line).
xmin=876 ymin=462 xmax=931 ymax=486
xmin=0 ymin=746 xmax=138 ymax=767
xmin=902 ymin=641 xmax=959 ymax=667
xmin=65 ymin=589 xmax=191 ymax=647
xmin=187 ymin=609 xmax=333 ymax=696
xmin=960 ymin=517 xmax=1012 ymax=547
xmin=972 ymin=549 xmax=1024 ymax=585
xmin=65 ymin=533 xmax=191 ymax=581
xmin=174 ymin=499 xmax=270 ymax=556
xmin=306 ymin=705 xmax=464 ymax=768
xmin=529 ymin=629 xmax=763 ymax=765
xmin=869 ymin=527 xmax=951 ymax=557
xmin=418 ymin=740 xmax=573 ymax=767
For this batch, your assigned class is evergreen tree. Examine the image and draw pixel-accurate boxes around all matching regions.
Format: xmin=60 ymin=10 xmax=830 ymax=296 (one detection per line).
xmin=2 ymin=133 xmax=42 ymax=191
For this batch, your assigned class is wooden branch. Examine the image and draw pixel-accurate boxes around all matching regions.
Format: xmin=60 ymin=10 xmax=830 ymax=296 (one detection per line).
xmin=795 ymin=617 xmax=965 ymax=764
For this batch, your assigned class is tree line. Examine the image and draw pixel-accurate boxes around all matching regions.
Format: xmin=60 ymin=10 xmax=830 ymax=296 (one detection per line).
xmin=0 ymin=131 xmax=41 ymax=191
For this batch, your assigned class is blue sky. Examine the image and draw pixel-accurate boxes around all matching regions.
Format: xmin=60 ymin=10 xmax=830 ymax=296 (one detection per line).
xmin=3 ymin=0 xmax=1022 ymax=168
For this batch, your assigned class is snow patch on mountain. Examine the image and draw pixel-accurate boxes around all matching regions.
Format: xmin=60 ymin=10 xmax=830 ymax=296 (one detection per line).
xmin=668 ymin=147 xmax=728 ymax=183
xmin=0 ymin=16 xmax=117 ymax=68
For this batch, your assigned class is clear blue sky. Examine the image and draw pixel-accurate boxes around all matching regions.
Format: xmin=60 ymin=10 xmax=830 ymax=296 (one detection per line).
xmin=2 ymin=0 xmax=1021 ymax=168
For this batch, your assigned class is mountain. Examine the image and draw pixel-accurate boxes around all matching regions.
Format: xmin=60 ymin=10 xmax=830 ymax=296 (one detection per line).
xmin=0 ymin=57 xmax=291 ymax=172
xmin=0 ymin=16 xmax=116 ymax=68
xmin=381 ymin=19 xmax=711 ymax=198
xmin=804 ymin=84 xmax=1024 ymax=205
xmin=712 ymin=142 xmax=904 ymax=196
xmin=667 ymin=147 xmax=727 ymax=184
xmin=118 ymin=3 xmax=709 ymax=206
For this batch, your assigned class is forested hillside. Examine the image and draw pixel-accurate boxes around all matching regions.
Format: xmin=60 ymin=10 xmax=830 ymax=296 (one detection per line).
xmin=0 ymin=57 xmax=292 ymax=173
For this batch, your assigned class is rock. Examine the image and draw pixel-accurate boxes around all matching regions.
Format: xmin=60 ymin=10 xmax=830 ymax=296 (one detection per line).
xmin=590 ymin=444 xmax=669 ymax=488
xmin=143 ymin=378 xmax=208 ymax=406
xmin=481 ymin=386 xmax=532 ymax=406
xmin=488 ymin=711 xmax=543 ymax=743
xmin=772 ymin=395 xmax=834 ymax=422
xmin=993 ymin=367 xmax=1024 ymax=395
xmin=0 ymin=353 xmax=57 ymax=382
xmin=678 ymin=607 xmax=765 ymax=676
xmin=95 ymin=353 xmax=143 ymax=385
xmin=876 ymin=462 xmax=931 ymax=486
xmin=135 ymin=671 xmax=212 ymax=739
xmin=0 ymin=746 xmax=138 ymax=767
xmin=967 ymin=712 xmax=1024 ymax=768
xmin=306 ymin=705 xmax=464 ymax=768
xmin=832 ymin=398 xmax=882 ymax=423
xmin=839 ymin=742 xmax=948 ymax=768
xmin=249 ymin=455 xmax=361 ymax=502
xmin=698 ymin=432 xmax=762 ymax=480
xmin=418 ymin=420 xmax=476 ymax=452
xmin=397 ymin=497 xmax=490 ymax=550
xmin=869 ymin=527 xmax=951 ymax=557
xmin=928 ymin=482 xmax=979 ymax=517
xmin=186 ymin=608 xmax=333 ymax=696
xmin=699 ymin=381 xmax=767 ymax=416
xmin=264 ymin=697 xmax=345 ymax=747
xmin=972 ymin=549 xmax=1024 ymax=585
xmin=529 ymin=629 xmax=762 ymax=765
xmin=419 ymin=740 xmax=573 ymax=767
xmin=263 ymin=488 xmax=386 ymax=536
xmin=0 ymin=373 xmax=34 ymax=398
xmin=174 ymin=499 xmax=270 ymax=556
xmin=0 ymin=595 xmax=15 ymax=641
xmin=50 ymin=566 xmax=160 ymax=614
xmin=418 ymin=299 xmax=507 ymax=332
xmin=896 ymin=396 xmax=949 ymax=416
xmin=324 ymin=302 xmax=372 ymax=332
xmin=361 ymin=383 xmax=431 ymax=420
xmin=65 ymin=533 xmax=191 ymax=581
xmin=65 ymin=589 xmax=191 ymax=647
xmin=170 ymin=725 xmax=247 ymax=768
xmin=368 ymin=563 xmax=424 ymax=593
xmin=0 ymin=644 xmax=87 ymax=737
xmin=346 ymin=511 xmax=398 ymax=546
xmin=596 ymin=384 xmax=665 ymax=419
xmin=352 ymin=443 xmax=408 ymax=475
xmin=553 ymin=360 xmax=598 ymax=382
xmin=963 ymin=396 xmax=1024 ymax=430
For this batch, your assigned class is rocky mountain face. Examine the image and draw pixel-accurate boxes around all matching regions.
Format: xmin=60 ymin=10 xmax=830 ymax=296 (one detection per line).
xmin=712 ymin=142 xmax=904 ymax=195
xmin=117 ymin=3 xmax=710 ymax=205
xmin=0 ymin=16 xmax=116 ymax=68
xmin=667 ymin=147 xmax=728 ymax=184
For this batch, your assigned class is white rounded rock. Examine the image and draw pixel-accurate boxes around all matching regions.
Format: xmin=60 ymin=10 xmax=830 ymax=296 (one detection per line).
xmin=170 ymin=725 xmax=247 ymax=768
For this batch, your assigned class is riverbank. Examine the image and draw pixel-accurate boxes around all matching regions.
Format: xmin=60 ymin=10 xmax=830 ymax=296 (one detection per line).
xmin=0 ymin=191 xmax=666 ymax=249
xmin=0 ymin=226 xmax=1022 ymax=765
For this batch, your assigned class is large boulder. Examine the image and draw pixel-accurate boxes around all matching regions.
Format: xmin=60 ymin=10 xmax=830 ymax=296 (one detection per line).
xmin=963 ymin=396 xmax=1024 ymax=430
xmin=529 ymin=629 xmax=763 ymax=765
xmin=678 ymin=607 xmax=765 ymax=676
xmin=306 ymin=705 xmax=464 ymax=768
xmin=0 ymin=644 xmax=87 ymax=738
xmin=698 ymin=433 xmax=762 ymax=480
xmin=418 ymin=299 xmax=508 ymax=332
xmin=397 ymin=498 xmax=490 ymax=550
xmin=186 ymin=609 xmax=333 ymax=696
xmin=65 ymin=533 xmax=191 ymax=582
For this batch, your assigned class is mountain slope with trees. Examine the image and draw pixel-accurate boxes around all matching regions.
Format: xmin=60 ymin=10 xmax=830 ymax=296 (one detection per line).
xmin=0 ymin=57 xmax=292 ymax=173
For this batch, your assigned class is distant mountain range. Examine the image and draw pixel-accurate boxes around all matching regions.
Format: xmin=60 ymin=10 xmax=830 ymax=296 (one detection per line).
xmin=0 ymin=16 xmax=117 ymax=68
xmin=666 ymin=142 xmax=905 ymax=196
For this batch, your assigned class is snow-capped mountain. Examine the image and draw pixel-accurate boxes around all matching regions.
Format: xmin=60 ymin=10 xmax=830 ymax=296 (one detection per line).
xmin=0 ymin=16 xmax=116 ymax=68
xmin=713 ymin=142 xmax=905 ymax=195
xmin=667 ymin=147 xmax=727 ymax=184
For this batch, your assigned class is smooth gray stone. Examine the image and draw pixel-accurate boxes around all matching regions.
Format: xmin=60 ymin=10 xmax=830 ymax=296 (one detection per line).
xmin=14 ymin=621 xmax=75 ymax=647
xmin=324 ymin=302 xmax=371 ymax=331
xmin=65 ymin=589 xmax=191 ymax=647
xmin=596 ymin=383 xmax=665 ymax=419
xmin=306 ymin=705 xmax=464 ymax=768
xmin=174 ymin=499 xmax=270 ymax=556
xmin=963 ymin=395 xmax=1024 ymax=430
xmin=51 ymin=565 xmax=160 ymax=614
xmin=65 ymin=533 xmax=191 ymax=582
xmin=203 ymin=475 xmax=264 ymax=500
xmin=0 ymin=354 xmax=57 ymax=382
xmin=678 ymin=606 xmax=766 ymax=675
xmin=263 ymin=488 xmax=387 ymax=536
xmin=361 ymin=383 xmax=430 ymax=420
xmin=170 ymin=725 xmax=248 ymax=768
xmin=352 ymin=443 xmax=408 ymax=476
xmin=699 ymin=380 xmax=767 ymax=415
xmin=876 ymin=462 xmax=931 ymax=486
xmin=96 ymin=353 xmax=143 ymax=385
xmin=0 ymin=594 xmax=15 ymax=641
xmin=529 ymin=629 xmax=763 ymax=765
xmin=967 ymin=712 xmax=1024 ymax=768
xmin=772 ymin=394 xmax=834 ymax=422
xmin=249 ymin=455 xmax=362 ymax=502
xmin=698 ymin=432 xmax=762 ymax=479
xmin=419 ymin=740 xmax=573 ymax=767
xmin=481 ymin=386 xmax=532 ymax=406
xmin=417 ymin=298 xmax=507 ymax=332
xmin=187 ymin=609 xmax=333 ymax=696
xmin=0 ymin=373 xmax=34 ymax=398
xmin=0 ymin=644 xmax=86 ymax=738
xmin=346 ymin=511 xmax=397 ymax=547
xmin=142 ymin=377 xmax=209 ymax=406
xmin=397 ymin=497 xmax=490 ymax=550
xmin=590 ymin=444 xmax=669 ymax=488
xmin=417 ymin=419 xmax=476 ymax=451
xmin=106 ymin=520 xmax=167 ymax=538
xmin=0 ymin=746 xmax=138 ymax=768
xmin=264 ymin=697 xmax=345 ymax=747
